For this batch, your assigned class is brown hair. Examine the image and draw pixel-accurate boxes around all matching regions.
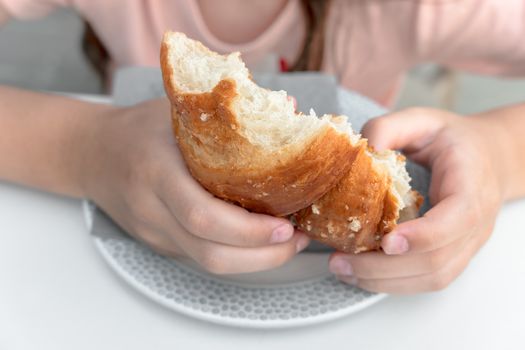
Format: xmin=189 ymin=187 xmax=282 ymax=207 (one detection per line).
xmin=82 ymin=22 xmax=109 ymax=83
xmin=291 ymin=0 xmax=331 ymax=72
xmin=82 ymin=1 xmax=332 ymax=82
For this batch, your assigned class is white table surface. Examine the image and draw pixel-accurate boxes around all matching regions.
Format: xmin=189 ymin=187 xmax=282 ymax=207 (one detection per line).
xmin=1 ymin=95 xmax=524 ymax=350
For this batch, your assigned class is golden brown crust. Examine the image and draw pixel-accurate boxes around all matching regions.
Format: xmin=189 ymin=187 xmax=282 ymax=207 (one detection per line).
xmin=161 ymin=39 xmax=363 ymax=216
xmin=293 ymin=147 xmax=394 ymax=253
xmin=294 ymin=172 xmax=423 ymax=253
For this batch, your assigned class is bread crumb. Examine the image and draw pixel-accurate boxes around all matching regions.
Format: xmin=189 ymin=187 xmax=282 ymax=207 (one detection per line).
xmin=320 ymin=232 xmax=328 ymax=238
xmin=247 ymin=179 xmax=253 ymax=184
xmin=262 ymin=192 xmax=269 ymax=196
xmin=200 ymin=113 xmax=209 ymax=122
xmin=344 ymin=205 xmax=349 ymax=210
xmin=230 ymin=124 xmax=237 ymax=130
xmin=374 ymin=235 xmax=381 ymax=241
xmin=266 ymin=176 xmax=272 ymax=181
xmin=354 ymin=246 xmax=367 ymax=254
xmin=291 ymin=184 xmax=297 ymax=188
xmin=311 ymin=204 xmax=320 ymax=215
xmin=306 ymin=224 xmax=312 ymax=231
xmin=347 ymin=233 xmax=355 ymax=239
xmin=347 ymin=217 xmax=361 ymax=232
xmin=177 ymin=96 xmax=183 ymax=103
xmin=327 ymin=221 xmax=336 ymax=234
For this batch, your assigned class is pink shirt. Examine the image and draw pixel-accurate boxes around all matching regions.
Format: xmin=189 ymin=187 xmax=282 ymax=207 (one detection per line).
xmin=2 ymin=0 xmax=525 ymax=107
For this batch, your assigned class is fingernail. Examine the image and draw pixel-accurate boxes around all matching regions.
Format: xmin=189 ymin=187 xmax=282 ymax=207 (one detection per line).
xmin=270 ymin=224 xmax=294 ymax=243
xmin=296 ymin=234 xmax=310 ymax=252
xmin=329 ymin=257 xmax=353 ymax=276
xmin=382 ymin=234 xmax=409 ymax=255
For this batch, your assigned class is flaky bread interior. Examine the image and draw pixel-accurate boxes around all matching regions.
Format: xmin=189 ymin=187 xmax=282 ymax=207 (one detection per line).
xmin=161 ymin=31 xmax=421 ymax=253
xmin=163 ymin=32 xmax=361 ymax=156
xmin=370 ymin=149 xmax=417 ymax=214
xmin=161 ymin=32 xmax=363 ymax=216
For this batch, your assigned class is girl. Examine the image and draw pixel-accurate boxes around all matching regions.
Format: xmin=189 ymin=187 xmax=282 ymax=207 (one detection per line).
xmin=0 ymin=0 xmax=524 ymax=294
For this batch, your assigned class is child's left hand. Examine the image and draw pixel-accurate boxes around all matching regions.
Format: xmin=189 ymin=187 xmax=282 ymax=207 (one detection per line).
xmin=328 ymin=108 xmax=511 ymax=293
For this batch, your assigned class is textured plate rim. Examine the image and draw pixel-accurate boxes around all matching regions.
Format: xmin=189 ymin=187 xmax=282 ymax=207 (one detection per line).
xmin=83 ymin=200 xmax=387 ymax=329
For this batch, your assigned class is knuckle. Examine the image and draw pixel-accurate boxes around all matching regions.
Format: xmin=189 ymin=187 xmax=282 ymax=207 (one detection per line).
xmin=420 ymin=227 xmax=438 ymax=251
xmin=129 ymin=148 xmax=167 ymax=188
xmin=146 ymin=158 xmax=165 ymax=184
xmin=426 ymin=250 xmax=448 ymax=273
xmin=418 ymin=217 xmax=441 ymax=250
xmin=464 ymin=205 xmax=481 ymax=230
xmin=156 ymin=167 xmax=173 ymax=192
xmin=197 ymin=247 xmax=229 ymax=275
xmin=440 ymin=143 xmax=462 ymax=163
xmin=429 ymin=270 xmax=453 ymax=291
xmin=186 ymin=205 xmax=212 ymax=235
xmin=128 ymin=201 xmax=155 ymax=227
xmin=127 ymin=156 xmax=151 ymax=186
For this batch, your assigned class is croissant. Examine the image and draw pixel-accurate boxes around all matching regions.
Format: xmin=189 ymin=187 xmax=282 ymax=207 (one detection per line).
xmin=160 ymin=32 xmax=422 ymax=254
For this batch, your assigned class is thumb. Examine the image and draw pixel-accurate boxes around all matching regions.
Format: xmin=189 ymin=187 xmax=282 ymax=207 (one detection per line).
xmin=361 ymin=108 xmax=448 ymax=152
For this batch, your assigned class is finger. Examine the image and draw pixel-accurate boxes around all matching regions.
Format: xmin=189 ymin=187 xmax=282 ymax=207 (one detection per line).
xmin=130 ymin=196 xmax=311 ymax=274
xmin=118 ymin=194 xmax=187 ymax=258
xmin=329 ymin=234 xmax=469 ymax=279
xmin=188 ymin=231 xmax=310 ymax=274
xmin=384 ymin=140 xmax=479 ymax=254
xmin=158 ymin=148 xmax=295 ymax=248
xmin=382 ymin=191 xmax=478 ymax=254
xmin=169 ymin=218 xmax=311 ymax=274
xmin=362 ymin=108 xmax=448 ymax=152
xmin=341 ymin=229 xmax=484 ymax=294
xmin=133 ymin=226 xmax=186 ymax=258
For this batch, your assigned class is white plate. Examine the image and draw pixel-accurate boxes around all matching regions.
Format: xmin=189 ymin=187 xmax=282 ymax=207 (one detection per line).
xmin=83 ymin=201 xmax=387 ymax=329
xmin=85 ymin=75 xmax=430 ymax=328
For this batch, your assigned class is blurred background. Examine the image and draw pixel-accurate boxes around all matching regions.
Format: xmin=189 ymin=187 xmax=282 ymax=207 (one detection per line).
xmin=2 ymin=8 xmax=525 ymax=114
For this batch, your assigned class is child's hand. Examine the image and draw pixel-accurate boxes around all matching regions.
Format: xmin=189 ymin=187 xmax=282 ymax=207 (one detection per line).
xmin=79 ymin=99 xmax=310 ymax=274
xmin=329 ymin=108 xmax=509 ymax=293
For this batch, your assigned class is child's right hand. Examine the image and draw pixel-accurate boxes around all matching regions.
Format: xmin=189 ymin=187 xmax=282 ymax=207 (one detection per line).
xmin=78 ymin=98 xmax=310 ymax=274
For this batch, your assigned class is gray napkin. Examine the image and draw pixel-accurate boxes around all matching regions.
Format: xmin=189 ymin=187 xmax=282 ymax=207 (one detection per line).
xmin=95 ymin=67 xmax=431 ymax=252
